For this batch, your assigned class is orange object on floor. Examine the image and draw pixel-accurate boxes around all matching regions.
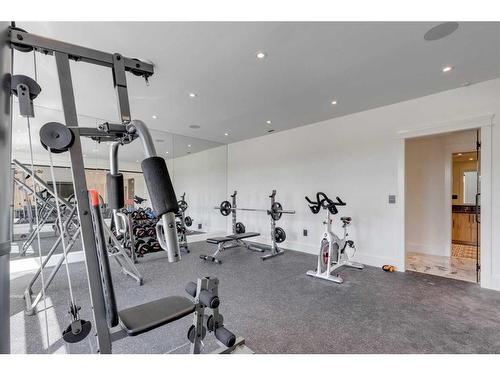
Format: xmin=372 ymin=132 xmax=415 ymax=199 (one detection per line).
xmin=382 ymin=265 xmax=395 ymax=272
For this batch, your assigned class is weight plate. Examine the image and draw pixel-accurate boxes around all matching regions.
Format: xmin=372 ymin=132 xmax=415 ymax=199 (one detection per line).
xmin=235 ymin=222 xmax=246 ymax=234
xmin=39 ymin=122 xmax=74 ymax=153
xmin=274 ymin=227 xmax=286 ymax=243
xmin=271 ymin=202 xmax=283 ymax=221
xmin=184 ymin=216 xmax=193 ymax=227
xmin=219 ymin=201 xmax=232 ymax=216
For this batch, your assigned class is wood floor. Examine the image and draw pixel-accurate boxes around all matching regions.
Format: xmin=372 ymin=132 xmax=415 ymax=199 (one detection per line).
xmin=406 ymin=243 xmax=478 ymax=283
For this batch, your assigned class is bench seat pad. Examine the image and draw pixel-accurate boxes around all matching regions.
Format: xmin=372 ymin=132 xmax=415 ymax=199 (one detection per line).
xmin=227 ymin=232 xmax=260 ymax=240
xmin=119 ymin=296 xmax=195 ymax=336
xmin=206 ymin=236 xmax=233 ymax=244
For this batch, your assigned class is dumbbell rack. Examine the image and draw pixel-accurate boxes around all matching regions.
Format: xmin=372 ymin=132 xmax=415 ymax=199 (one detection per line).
xmin=130 ymin=209 xmax=163 ymax=257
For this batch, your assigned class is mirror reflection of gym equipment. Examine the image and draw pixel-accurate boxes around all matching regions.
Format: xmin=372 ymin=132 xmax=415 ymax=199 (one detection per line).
xmin=1 ymin=19 xmax=500 ymax=359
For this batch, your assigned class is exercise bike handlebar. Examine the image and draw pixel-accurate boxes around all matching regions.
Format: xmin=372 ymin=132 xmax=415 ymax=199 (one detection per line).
xmin=305 ymin=192 xmax=346 ymax=214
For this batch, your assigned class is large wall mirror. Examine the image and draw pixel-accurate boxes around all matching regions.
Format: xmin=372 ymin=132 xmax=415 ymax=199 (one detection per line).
xmin=10 ymin=103 xmax=228 ymax=262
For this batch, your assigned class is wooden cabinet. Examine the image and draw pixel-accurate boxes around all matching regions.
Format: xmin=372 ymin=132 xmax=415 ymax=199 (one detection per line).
xmin=452 ymin=212 xmax=479 ymax=245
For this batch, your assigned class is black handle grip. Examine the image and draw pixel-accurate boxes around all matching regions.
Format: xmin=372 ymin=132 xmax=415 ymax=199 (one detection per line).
xmin=336 ymin=196 xmax=346 ymax=206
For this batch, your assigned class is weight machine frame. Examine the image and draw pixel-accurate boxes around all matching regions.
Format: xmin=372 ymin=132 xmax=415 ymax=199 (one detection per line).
xmin=8 ymin=27 xmax=154 ymax=353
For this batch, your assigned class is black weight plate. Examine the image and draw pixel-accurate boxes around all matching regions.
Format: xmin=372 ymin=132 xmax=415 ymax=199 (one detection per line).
xmin=39 ymin=122 xmax=74 ymax=153
xmin=271 ymin=202 xmax=283 ymax=221
xmin=220 ymin=201 xmax=232 ymax=216
xmin=274 ymin=227 xmax=286 ymax=243
xmin=235 ymin=222 xmax=246 ymax=234
xmin=184 ymin=216 xmax=193 ymax=227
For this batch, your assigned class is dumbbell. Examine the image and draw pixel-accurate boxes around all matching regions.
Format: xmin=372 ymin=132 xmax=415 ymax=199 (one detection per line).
xmin=134 ymin=238 xmax=152 ymax=256
xmin=144 ymin=237 xmax=160 ymax=253
xmin=144 ymin=225 xmax=156 ymax=237
xmin=133 ymin=225 xmax=147 ymax=238
xmin=199 ymin=254 xmax=222 ymax=264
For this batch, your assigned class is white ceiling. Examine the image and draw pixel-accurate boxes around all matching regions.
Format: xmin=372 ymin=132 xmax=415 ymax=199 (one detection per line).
xmin=11 ymin=103 xmax=223 ymax=167
xmin=12 ymin=21 xmax=500 ymax=147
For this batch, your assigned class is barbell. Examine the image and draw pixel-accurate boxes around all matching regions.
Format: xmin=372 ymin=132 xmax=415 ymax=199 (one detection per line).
xmin=215 ymin=200 xmax=295 ymax=221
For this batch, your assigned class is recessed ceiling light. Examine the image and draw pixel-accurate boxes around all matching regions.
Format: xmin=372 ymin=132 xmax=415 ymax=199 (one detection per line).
xmin=458 ymin=153 xmax=462 ymax=156
xmin=187 ymin=144 xmax=191 ymax=148
xmin=166 ymin=151 xmax=169 ymax=154
xmin=469 ymin=158 xmax=474 ymax=161
xmin=331 ymin=100 xmax=338 ymax=105
xmin=189 ymin=93 xmax=197 ymax=98
xmin=442 ymin=66 xmax=454 ymax=73
xmin=266 ymin=120 xmax=272 ymax=125
xmin=224 ymin=133 xmax=229 ymax=136
xmin=256 ymin=51 xmax=267 ymax=59
xmin=152 ymin=115 xmax=157 ymax=119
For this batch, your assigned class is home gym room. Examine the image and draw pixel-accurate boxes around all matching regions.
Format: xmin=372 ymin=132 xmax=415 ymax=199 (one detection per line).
xmin=1 ymin=1 xmax=500 ymax=371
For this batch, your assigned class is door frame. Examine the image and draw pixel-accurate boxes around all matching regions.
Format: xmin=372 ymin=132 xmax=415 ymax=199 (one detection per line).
xmin=396 ymin=114 xmax=493 ymax=289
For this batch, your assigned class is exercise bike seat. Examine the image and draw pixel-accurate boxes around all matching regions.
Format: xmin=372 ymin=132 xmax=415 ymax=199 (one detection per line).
xmin=118 ymin=295 xmax=195 ymax=336
xmin=340 ymin=216 xmax=352 ymax=224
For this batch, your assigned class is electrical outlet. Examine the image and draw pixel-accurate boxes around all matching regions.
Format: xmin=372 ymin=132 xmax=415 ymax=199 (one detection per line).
xmin=303 ymin=229 xmax=308 ymax=237
xmin=198 ymin=223 xmax=202 ymax=230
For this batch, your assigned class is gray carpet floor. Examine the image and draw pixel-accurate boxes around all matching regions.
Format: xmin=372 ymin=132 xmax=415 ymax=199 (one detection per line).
xmin=9 ymin=240 xmax=500 ymax=354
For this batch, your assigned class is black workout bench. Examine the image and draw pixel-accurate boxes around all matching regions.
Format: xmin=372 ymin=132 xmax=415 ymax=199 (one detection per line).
xmin=200 ymin=232 xmax=263 ymax=264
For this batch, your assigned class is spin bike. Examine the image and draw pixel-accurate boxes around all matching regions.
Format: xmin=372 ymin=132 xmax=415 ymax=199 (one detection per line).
xmin=305 ymin=192 xmax=364 ymax=283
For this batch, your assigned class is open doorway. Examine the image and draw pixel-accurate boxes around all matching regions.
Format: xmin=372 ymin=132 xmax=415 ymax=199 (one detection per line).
xmin=405 ymin=128 xmax=481 ymax=283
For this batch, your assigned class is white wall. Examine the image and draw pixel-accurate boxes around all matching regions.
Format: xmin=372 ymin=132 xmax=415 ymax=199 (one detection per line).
xmin=405 ymin=130 xmax=476 ymax=256
xmin=224 ymin=78 xmax=499 ymax=289
xmin=172 ymin=145 xmax=227 ymax=233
